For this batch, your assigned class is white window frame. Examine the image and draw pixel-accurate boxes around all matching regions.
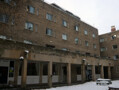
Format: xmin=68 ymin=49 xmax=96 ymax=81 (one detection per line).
xmin=75 ymin=38 xmax=79 ymax=44
xmin=27 ymin=5 xmax=35 ymax=14
xmin=46 ymin=13 xmax=53 ymax=21
xmin=25 ymin=22 xmax=33 ymax=31
xmin=75 ymin=26 xmax=79 ymax=31
xmin=92 ymin=33 xmax=96 ymax=38
xmin=100 ymin=38 xmax=104 ymax=42
xmin=46 ymin=28 xmax=52 ymax=36
xmin=84 ymin=30 xmax=88 ymax=35
xmin=85 ymin=41 xmax=88 ymax=46
xmin=63 ymin=20 xmax=67 ymax=27
xmin=62 ymin=34 xmax=67 ymax=40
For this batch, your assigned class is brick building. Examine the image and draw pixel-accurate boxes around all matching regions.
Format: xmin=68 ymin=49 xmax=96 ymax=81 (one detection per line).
xmin=0 ymin=0 xmax=119 ymax=88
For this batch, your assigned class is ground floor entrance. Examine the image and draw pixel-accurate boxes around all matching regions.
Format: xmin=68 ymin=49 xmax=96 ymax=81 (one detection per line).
xmin=0 ymin=67 xmax=8 ymax=84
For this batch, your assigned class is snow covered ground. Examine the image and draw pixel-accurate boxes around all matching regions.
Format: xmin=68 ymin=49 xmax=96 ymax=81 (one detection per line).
xmin=46 ymin=80 xmax=119 ymax=90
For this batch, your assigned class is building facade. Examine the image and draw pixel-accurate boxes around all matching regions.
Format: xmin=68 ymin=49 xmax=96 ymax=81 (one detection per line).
xmin=0 ymin=0 xmax=119 ymax=88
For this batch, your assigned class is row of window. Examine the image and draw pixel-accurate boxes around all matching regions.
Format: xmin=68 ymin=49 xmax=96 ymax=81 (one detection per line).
xmin=100 ymin=34 xmax=118 ymax=43
xmin=25 ymin=21 xmax=96 ymax=39
xmin=26 ymin=5 xmax=96 ymax=37
xmin=101 ymin=45 xmax=118 ymax=52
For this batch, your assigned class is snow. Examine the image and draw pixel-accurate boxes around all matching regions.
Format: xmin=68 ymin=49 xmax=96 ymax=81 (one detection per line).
xmin=46 ymin=80 xmax=119 ymax=90
xmin=97 ymin=78 xmax=111 ymax=81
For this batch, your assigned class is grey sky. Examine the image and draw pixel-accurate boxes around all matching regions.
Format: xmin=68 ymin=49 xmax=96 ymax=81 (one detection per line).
xmin=45 ymin=0 xmax=119 ymax=35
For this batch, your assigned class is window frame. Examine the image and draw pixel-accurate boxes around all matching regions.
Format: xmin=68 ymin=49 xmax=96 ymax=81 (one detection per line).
xmin=25 ymin=22 xmax=34 ymax=31
xmin=85 ymin=41 xmax=89 ymax=46
xmin=84 ymin=30 xmax=88 ymax=35
xmin=62 ymin=20 xmax=67 ymax=27
xmin=46 ymin=28 xmax=53 ymax=36
xmin=46 ymin=13 xmax=53 ymax=21
xmin=27 ymin=5 xmax=35 ymax=14
xmin=62 ymin=34 xmax=67 ymax=40
xmin=75 ymin=37 xmax=79 ymax=44
xmin=0 ymin=14 xmax=9 ymax=23
xmin=75 ymin=25 xmax=79 ymax=31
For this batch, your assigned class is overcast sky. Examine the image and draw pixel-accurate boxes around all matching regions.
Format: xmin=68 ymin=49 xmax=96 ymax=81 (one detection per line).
xmin=45 ymin=0 xmax=119 ymax=35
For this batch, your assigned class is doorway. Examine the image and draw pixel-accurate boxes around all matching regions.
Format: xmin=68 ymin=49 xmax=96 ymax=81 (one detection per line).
xmin=0 ymin=67 xmax=8 ymax=84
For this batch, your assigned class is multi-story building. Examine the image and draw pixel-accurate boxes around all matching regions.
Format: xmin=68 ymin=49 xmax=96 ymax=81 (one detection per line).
xmin=99 ymin=26 xmax=119 ymax=60
xmin=0 ymin=0 xmax=118 ymax=88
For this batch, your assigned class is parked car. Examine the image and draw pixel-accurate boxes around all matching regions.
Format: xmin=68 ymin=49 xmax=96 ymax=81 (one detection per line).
xmin=96 ymin=78 xmax=112 ymax=85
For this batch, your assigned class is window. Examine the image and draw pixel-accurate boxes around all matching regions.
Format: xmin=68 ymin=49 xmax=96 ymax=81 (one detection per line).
xmin=0 ymin=14 xmax=9 ymax=23
xmin=46 ymin=13 xmax=53 ymax=21
xmin=62 ymin=34 xmax=67 ymax=40
xmin=75 ymin=38 xmax=79 ymax=44
xmin=92 ymin=33 xmax=96 ymax=38
xmin=0 ymin=0 xmax=11 ymax=4
xmin=62 ymin=48 xmax=68 ymax=51
xmin=27 ymin=5 xmax=35 ymax=14
xmin=85 ymin=41 xmax=88 ymax=46
xmin=101 ymin=47 xmax=106 ymax=52
xmin=27 ymin=62 xmax=38 ymax=76
xmin=24 ymin=40 xmax=32 ymax=44
xmin=25 ymin=22 xmax=33 ymax=31
xmin=62 ymin=20 xmax=67 ymax=27
xmin=111 ymin=35 xmax=117 ymax=40
xmin=114 ymin=55 xmax=119 ymax=60
xmin=75 ymin=25 xmax=79 ymax=31
xmin=52 ymin=64 xmax=58 ymax=75
xmin=112 ymin=45 xmax=117 ymax=49
xmin=9 ymin=61 xmax=14 ymax=77
xmin=0 ymin=35 xmax=7 ymax=39
xmin=95 ymin=66 xmax=100 ymax=74
xmin=46 ymin=28 xmax=52 ymax=36
xmin=93 ymin=44 xmax=96 ymax=49
xmin=84 ymin=30 xmax=88 ymax=35
xmin=100 ymin=38 xmax=104 ymax=42
xmin=11 ymin=16 xmax=15 ymax=25
xmin=43 ymin=64 xmax=48 ymax=75
xmin=37 ymin=8 xmax=39 ymax=16
xmin=77 ymin=66 xmax=81 ymax=74
xmin=35 ymin=24 xmax=38 ymax=32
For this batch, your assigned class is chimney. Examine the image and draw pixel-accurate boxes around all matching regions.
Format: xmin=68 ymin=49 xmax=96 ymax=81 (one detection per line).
xmin=111 ymin=26 xmax=116 ymax=32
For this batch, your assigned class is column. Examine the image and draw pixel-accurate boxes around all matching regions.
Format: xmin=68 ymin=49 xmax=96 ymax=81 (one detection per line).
xmin=39 ymin=63 xmax=43 ymax=84
xmin=67 ymin=63 xmax=71 ymax=85
xmin=92 ymin=65 xmax=96 ymax=81
xmin=48 ymin=61 xmax=52 ymax=87
xmin=14 ymin=60 xmax=19 ymax=86
xmin=21 ymin=58 xmax=28 ymax=88
xmin=100 ymin=65 xmax=104 ymax=78
xmin=108 ymin=66 xmax=111 ymax=79
xmin=58 ymin=64 xmax=62 ymax=83
xmin=81 ymin=63 xmax=86 ymax=82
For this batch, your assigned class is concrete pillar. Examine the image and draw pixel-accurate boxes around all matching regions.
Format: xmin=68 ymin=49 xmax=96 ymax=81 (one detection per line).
xmin=81 ymin=63 xmax=86 ymax=82
xmin=67 ymin=63 xmax=71 ymax=85
xmin=92 ymin=65 xmax=96 ymax=81
xmin=14 ymin=60 xmax=19 ymax=86
xmin=58 ymin=64 xmax=62 ymax=83
xmin=48 ymin=61 xmax=52 ymax=87
xmin=100 ymin=65 xmax=104 ymax=78
xmin=108 ymin=66 xmax=111 ymax=79
xmin=39 ymin=63 xmax=43 ymax=84
xmin=21 ymin=59 xmax=28 ymax=88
